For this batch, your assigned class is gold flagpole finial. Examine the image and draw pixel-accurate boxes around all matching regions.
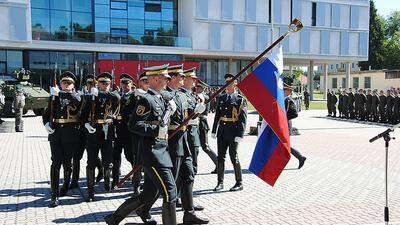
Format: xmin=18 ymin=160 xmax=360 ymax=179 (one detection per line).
xmin=289 ymin=18 xmax=303 ymax=33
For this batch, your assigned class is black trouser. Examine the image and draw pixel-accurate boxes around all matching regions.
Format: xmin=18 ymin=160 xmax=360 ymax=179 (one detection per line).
xmin=187 ymin=125 xmax=200 ymax=174
xmin=217 ymin=136 xmax=242 ymax=183
xmin=199 ymin=121 xmax=217 ymax=167
xmin=112 ymin=166 xmax=177 ymax=219
xmin=291 ymin=148 xmax=304 ymax=160
xmin=114 ymin=136 xmax=134 ymax=165
xmin=86 ymin=129 xmax=113 ymax=170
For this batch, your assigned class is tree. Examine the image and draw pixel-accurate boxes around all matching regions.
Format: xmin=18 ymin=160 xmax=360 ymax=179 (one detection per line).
xmin=383 ymin=31 xmax=400 ymax=69
xmin=359 ymin=0 xmax=385 ymax=70
xmin=386 ymin=11 xmax=400 ymax=38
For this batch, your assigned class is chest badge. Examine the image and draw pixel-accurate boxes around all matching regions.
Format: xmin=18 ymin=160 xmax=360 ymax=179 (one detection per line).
xmin=136 ymin=105 xmax=146 ymax=116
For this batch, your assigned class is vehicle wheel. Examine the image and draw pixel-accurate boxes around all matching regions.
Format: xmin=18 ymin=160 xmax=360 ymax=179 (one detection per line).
xmin=33 ymin=108 xmax=44 ymax=116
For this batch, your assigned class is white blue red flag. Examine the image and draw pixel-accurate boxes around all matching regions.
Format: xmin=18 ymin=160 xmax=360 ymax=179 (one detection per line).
xmin=237 ymin=46 xmax=291 ymax=186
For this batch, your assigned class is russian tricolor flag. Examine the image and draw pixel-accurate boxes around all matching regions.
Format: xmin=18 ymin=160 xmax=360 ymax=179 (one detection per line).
xmin=237 ymin=46 xmax=291 ymax=186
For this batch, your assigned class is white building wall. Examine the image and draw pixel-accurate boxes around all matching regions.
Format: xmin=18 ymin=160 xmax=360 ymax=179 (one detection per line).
xmin=256 ymin=0 xmax=268 ymax=24
xmin=221 ymin=24 xmax=234 ymax=51
xmin=359 ymin=6 xmax=369 ymax=30
xmin=281 ymin=0 xmax=291 ymax=25
xmin=310 ymin=30 xmax=321 ymax=54
xmin=233 ymin=0 xmax=245 ymax=22
xmin=244 ymin=26 xmax=257 ymax=52
xmin=301 ymin=0 xmax=312 ymax=26
xmin=330 ymin=31 xmax=340 ymax=55
xmin=349 ymin=32 xmax=359 ymax=56
xmin=340 ymin=4 xmax=350 ymax=28
xmin=289 ymin=31 xmax=301 ymax=54
xmin=193 ymin=22 xmax=209 ymax=50
xmin=208 ymin=0 xmax=221 ymax=20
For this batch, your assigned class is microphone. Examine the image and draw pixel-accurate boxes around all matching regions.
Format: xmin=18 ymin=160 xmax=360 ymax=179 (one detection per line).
xmin=369 ymin=123 xmax=400 ymax=143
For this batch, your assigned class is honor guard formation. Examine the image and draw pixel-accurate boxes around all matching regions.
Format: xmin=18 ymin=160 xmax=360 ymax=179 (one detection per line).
xmin=41 ymin=65 xmax=254 ymax=225
xmin=327 ymin=87 xmax=400 ymax=125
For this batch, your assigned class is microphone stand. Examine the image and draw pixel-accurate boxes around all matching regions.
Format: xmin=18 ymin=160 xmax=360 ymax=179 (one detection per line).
xmin=369 ymin=127 xmax=397 ymax=225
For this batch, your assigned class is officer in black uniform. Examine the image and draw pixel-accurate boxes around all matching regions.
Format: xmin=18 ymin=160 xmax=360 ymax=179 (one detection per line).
xmin=195 ymin=80 xmax=218 ymax=173
xmin=371 ymin=89 xmax=380 ymax=122
xmin=330 ymin=90 xmax=338 ymax=117
xmin=338 ymin=91 xmax=344 ymax=118
xmin=105 ymin=65 xmax=177 ymax=225
xmin=283 ymin=77 xmax=307 ymax=169
xmin=69 ymin=74 xmax=104 ymax=189
xmin=393 ymin=91 xmax=400 ymax=124
xmin=366 ymin=89 xmax=373 ymax=121
xmin=348 ymin=88 xmax=356 ymax=119
xmin=386 ymin=90 xmax=394 ymax=124
xmin=359 ymin=89 xmax=367 ymax=121
xmin=112 ymin=73 xmax=136 ymax=189
xmin=81 ymin=72 xmax=120 ymax=201
xmin=163 ymin=64 xmax=208 ymax=224
xmin=180 ymin=68 xmax=206 ymax=175
xmin=327 ymin=89 xmax=332 ymax=116
xmin=42 ymin=71 xmax=83 ymax=207
xmin=212 ymin=73 xmax=247 ymax=192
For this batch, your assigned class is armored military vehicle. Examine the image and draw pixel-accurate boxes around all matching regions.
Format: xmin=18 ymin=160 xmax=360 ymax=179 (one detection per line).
xmin=0 ymin=68 xmax=49 ymax=117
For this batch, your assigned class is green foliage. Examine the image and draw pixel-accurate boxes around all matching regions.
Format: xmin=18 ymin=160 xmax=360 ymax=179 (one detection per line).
xmin=383 ymin=31 xmax=400 ymax=69
xmin=386 ymin=11 xmax=400 ymax=38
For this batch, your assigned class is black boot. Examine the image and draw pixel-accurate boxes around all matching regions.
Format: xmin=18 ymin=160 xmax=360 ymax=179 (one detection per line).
xmin=86 ymin=168 xmax=95 ymax=202
xmin=181 ymin=183 xmax=208 ymax=224
xmin=59 ymin=168 xmax=71 ymax=197
xmin=213 ymin=162 xmax=224 ymax=192
xmin=230 ymin=162 xmax=243 ymax=192
xmin=49 ymin=166 xmax=60 ymax=208
xmin=111 ymin=160 xmax=120 ymax=190
xmin=69 ymin=159 xmax=80 ymax=189
xmin=136 ymin=208 xmax=157 ymax=225
xmin=162 ymin=202 xmax=177 ymax=225
xmin=104 ymin=167 xmax=111 ymax=192
xmin=95 ymin=158 xmax=103 ymax=183
xmin=105 ymin=196 xmax=144 ymax=224
xmin=298 ymin=156 xmax=307 ymax=169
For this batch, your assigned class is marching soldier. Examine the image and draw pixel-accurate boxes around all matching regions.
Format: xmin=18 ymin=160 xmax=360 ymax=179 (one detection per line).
xmin=283 ymin=77 xmax=307 ymax=169
xmin=69 ymin=75 xmax=104 ymax=189
xmin=330 ymin=90 xmax=338 ymax=117
xmin=163 ymin=64 xmax=208 ymax=224
xmin=105 ymin=65 xmax=178 ymax=225
xmin=14 ymin=85 xmax=25 ymax=132
xmin=180 ymin=68 xmax=206 ymax=175
xmin=112 ymin=73 xmax=136 ymax=190
xmin=212 ymin=73 xmax=247 ymax=192
xmin=81 ymin=72 xmax=120 ymax=201
xmin=379 ymin=90 xmax=387 ymax=123
xmin=42 ymin=71 xmax=83 ymax=207
xmin=303 ymin=89 xmax=310 ymax=110
xmin=195 ymin=80 xmax=218 ymax=174
xmin=371 ymin=89 xmax=380 ymax=122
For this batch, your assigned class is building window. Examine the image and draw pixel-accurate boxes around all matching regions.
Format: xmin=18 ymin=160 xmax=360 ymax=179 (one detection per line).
xmin=145 ymin=3 xmax=161 ymax=12
xmin=364 ymin=77 xmax=371 ymax=89
xmin=385 ymin=71 xmax=400 ymax=79
xmin=342 ymin=77 xmax=346 ymax=88
xmin=111 ymin=1 xmax=127 ymax=10
xmin=311 ymin=2 xmax=316 ymax=26
xmin=353 ymin=77 xmax=359 ymax=89
xmin=332 ymin=78 xmax=337 ymax=88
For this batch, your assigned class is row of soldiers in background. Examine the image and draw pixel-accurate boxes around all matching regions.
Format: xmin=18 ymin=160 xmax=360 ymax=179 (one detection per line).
xmin=43 ymin=65 xmax=247 ymax=225
xmin=327 ymin=88 xmax=400 ymax=124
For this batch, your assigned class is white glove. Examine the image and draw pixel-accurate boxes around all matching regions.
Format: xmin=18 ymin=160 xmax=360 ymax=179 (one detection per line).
xmin=158 ymin=125 xmax=168 ymax=139
xmin=44 ymin=122 xmax=55 ymax=134
xmin=50 ymin=86 xmax=60 ymax=96
xmin=91 ymin=87 xmax=99 ymax=97
xmin=234 ymin=137 xmax=242 ymax=144
xmin=211 ymin=133 xmax=217 ymax=139
xmin=194 ymin=103 xmax=206 ymax=114
xmin=85 ymin=123 xmax=96 ymax=134
xmin=75 ymin=90 xmax=84 ymax=101
xmin=168 ymin=100 xmax=177 ymax=114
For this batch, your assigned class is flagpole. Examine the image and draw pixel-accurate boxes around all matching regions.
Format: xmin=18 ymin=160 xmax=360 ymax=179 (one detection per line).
xmin=117 ymin=19 xmax=303 ymax=188
xmin=169 ymin=19 xmax=303 ymax=139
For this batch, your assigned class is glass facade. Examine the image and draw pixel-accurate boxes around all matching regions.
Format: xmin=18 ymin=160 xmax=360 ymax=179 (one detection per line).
xmin=0 ymin=50 xmax=23 ymax=75
xmin=31 ymin=0 xmax=180 ymax=46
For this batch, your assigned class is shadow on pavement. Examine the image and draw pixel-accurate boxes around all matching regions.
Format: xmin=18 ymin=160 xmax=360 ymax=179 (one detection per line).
xmin=196 ymin=169 xmax=251 ymax=176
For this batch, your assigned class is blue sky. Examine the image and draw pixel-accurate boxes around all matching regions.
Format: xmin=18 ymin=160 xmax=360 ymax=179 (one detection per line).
xmin=375 ymin=0 xmax=400 ymax=17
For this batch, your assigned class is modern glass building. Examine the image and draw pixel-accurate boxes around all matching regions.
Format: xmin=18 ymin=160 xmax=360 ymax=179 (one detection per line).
xmin=0 ymin=0 xmax=370 ymax=90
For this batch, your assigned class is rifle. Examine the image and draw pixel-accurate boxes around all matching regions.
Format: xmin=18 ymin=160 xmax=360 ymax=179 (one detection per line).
xmin=91 ymin=62 xmax=96 ymax=126
xmin=49 ymin=61 xmax=58 ymax=128
xmin=111 ymin=60 xmax=117 ymax=91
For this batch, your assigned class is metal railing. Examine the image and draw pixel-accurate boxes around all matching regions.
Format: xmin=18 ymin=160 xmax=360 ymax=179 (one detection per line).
xmin=32 ymin=30 xmax=192 ymax=48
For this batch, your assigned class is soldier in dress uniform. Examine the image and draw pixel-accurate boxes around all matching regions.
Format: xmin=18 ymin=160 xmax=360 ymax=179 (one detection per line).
xmin=81 ymin=72 xmax=120 ymax=201
xmin=42 ymin=71 xmax=83 ymax=207
xmin=338 ymin=91 xmax=344 ymax=118
xmin=69 ymin=74 xmax=104 ymax=189
xmin=358 ymin=89 xmax=367 ymax=121
xmin=195 ymin=80 xmax=218 ymax=174
xmin=330 ymin=90 xmax=338 ymax=117
xmin=327 ymin=89 xmax=332 ymax=116
xmin=348 ymin=88 xmax=356 ymax=119
xmin=162 ymin=64 xmax=208 ymax=224
xmin=212 ymin=73 xmax=247 ymax=192
xmin=371 ymin=89 xmax=380 ymax=122
xmin=386 ymin=90 xmax=394 ymax=124
xmin=303 ymin=89 xmax=310 ymax=110
xmin=180 ymin=68 xmax=206 ymax=175
xmin=14 ymin=85 xmax=25 ymax=132
xmin=112 ymin=73 xmax=136 ymax=190
xmin=0 ymin=86 xmax=4 ymax=124
xmin=379 ymin=90 xmax=387 ymax=123
xmin=283 ymin=77 xmax=307 ymax=169
xmin=393 ymin=91 xmax=400 ymax=124
xmin=105 ymin=65 xmax=178 ymax=225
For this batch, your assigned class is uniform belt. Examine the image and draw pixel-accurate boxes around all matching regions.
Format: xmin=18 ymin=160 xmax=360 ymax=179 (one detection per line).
xmin=220 ymin=117 xmax=238 ymax=122
xmin=168 ymin=124 xmax=187 ymax=131
xmin=144 ymin=121 xmax=160 ymax=125
xmin=115 ymin=115 xmax=123 ymax=120
xmin=94 ymin=119 xmax=113 ymax=124
xmin=54 ymin=118 xmax=79 ymax=124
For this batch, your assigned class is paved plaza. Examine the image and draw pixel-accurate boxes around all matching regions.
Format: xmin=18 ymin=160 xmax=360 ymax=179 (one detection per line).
xmin=1 ymin=110 xmax=400 ymax=225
